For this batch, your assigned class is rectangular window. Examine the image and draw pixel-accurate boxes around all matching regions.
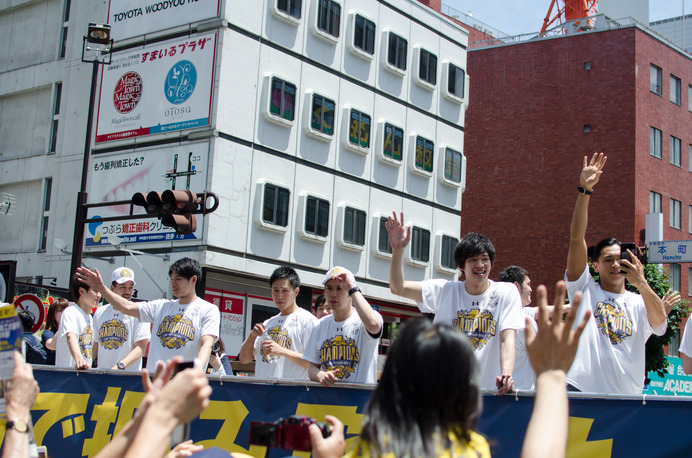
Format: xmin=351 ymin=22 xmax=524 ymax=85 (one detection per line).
xmin=671 ymin=136 xmax=681 ymax=166
xmin=277 ymin=0 xmax=301 ymax=19
xmin=650 ymin=127 xmax=662 ymax=158
xmin=444 ymin=148 xmax=463 ymax=183
xmin=262 ymin=184 xmax=290 ymax=227
xmin=269 ymin=77 xmax=296 ymax=122
xmin=378 ymin=216 xmax=392 ymax=254
xmin=670 ymin=75 xmax=681 ymax=105
xmin=668 ymin=328 xmax=681 ymax=357
xmin=387 ymin=32 xmax=407 ymax=71
xmin=39 ymin=178 xmax=52 ymax=251
xmin=441 ymin=235 xmax=458 ymax=270
xmin=49 ymin=83 xmax=62 ymax=153
xmin=415 ymin=136 xmax=434 ymax=173
xmin=343 ymin=207 xmax=366 ymax=246
xmin=418 ymin=49 xmax=437 ymax=86
xmin=317 ymin=0 xmax=340 ymax=38
xmin=650 ymin=64 xmax=662 ymax=95
xmin=447 ymin=64 xmax=465 ymax=98
xmin=349 ymin=109 xmax=371 ymax=150
xmin=650 ymin=191 xmax=662 ymax=213
xmin=310 ymin=94 xmax=335 ymax=136
xmin=353 ymin=14 xmax=375 ymax=55
xmin=305 ymin=196 xmax=329 ymax=237
xmin=411 ymin=226 xmax=430 ymax=262
xmin=383 ymin=123 xmax=403 ymax=161
xmin=670 ymin=198 xmax=681 ymax=229
xmin=670 ymin=263 xmax=681 ymax=292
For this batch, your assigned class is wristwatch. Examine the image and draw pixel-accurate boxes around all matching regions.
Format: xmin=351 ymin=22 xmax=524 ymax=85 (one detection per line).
xmin=6 ymin=419 xmax=30 ymax=433
xmin=117 ymin=362 xmax=126 ymax=370
xmin=348 ymin=286 xmax=362 ymax=296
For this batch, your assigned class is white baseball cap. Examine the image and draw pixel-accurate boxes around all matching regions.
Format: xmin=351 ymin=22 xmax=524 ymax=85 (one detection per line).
xmin=111 ymin=267 xmax=136 ymax=285
xmin=322 ymin=266 xmax=353 ymax=285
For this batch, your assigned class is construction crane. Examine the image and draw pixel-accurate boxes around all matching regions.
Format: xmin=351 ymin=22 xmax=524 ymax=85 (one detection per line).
xmin=540 ymin=0 xmax=598 ymax=35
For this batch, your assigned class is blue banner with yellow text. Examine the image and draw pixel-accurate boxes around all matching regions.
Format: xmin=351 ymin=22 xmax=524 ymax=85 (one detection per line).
xmin=3 ymin=368 xmax=692 ymax=457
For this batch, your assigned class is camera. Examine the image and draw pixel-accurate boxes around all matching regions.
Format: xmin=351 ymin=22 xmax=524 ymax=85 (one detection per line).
xmin=211 ymin=341 xmax=221 ymax=354
xmin=619 ymin=242 xmax=642 ymax=273
xmin=249 ymin=415 xmax=331 ymax=452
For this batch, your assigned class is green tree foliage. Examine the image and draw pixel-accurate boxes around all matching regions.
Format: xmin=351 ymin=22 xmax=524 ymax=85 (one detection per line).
xmin=591 ymin=263 xmax=690 ymax=384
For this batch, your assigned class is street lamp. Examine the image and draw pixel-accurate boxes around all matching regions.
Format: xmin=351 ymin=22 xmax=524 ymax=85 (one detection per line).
xmin=69 ymin=24 xmax=113 ymax=285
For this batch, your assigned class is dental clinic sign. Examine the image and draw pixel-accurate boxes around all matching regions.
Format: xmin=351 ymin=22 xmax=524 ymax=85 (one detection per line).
xmin=647 ymin=240 xmax=692 ymax=264
xmin=95 ymin=32 xmax=216 ymax=143
xmin=108 ymin=0 xmax=221 ymax=40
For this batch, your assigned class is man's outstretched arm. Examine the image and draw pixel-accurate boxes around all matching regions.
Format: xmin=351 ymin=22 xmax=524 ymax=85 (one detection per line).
xmin=386 ymin=212 xmax=423 ymax=302
xmin=566 ymin=153 xmax=607 ymax=281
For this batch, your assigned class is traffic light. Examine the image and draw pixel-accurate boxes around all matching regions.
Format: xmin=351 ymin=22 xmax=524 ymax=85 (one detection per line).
xmin=132 ymin=190 xmax=198 ymax=235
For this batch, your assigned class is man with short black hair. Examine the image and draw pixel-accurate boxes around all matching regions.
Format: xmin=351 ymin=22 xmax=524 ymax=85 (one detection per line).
xmin=386 ymin=213 xmax=524 ymax=394
xmin=565 ymin=153 xmax=666 ymax=394
xmin=17 ymin=310 xmax=46 ymax=365
xmin=76 ymin=257 xmax=219 ymax=372
xmin=93 ymin=267 xmax=150 ymax=371
xmin=55 ymin=275 xmax=99 ymax=370
xmin=239 ymin=266 xmax=318 ymax=380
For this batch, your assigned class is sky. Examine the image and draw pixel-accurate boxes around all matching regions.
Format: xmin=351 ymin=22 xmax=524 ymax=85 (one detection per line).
xmin=443 ymin=0 xmax=690 ymax=37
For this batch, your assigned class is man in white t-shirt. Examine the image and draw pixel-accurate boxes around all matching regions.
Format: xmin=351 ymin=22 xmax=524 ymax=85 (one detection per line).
xmin=498 ymin=265 xmax=536 ymax=391
xmin=679 ymin=317 xmax=692 ymax=374
xmin=304 ymin=267 xmax=383 ymax=385
xmin=386 ymin=213 xmax=525 ymax=394
xmin=77 ymin=257 xmax=219 ymax=373
xmin=239 ymin=266 xmax=318 ymax=380
xmin=565 ymin=153 xmax=666 ymax=394
xmin=55 ymin=275 xmax=99 ymax=370
xmin=93 ymin=267 xmax=151 ymax=371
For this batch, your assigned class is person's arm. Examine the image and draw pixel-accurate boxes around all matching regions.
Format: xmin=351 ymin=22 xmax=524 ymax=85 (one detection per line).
xmin=75 ymin=267 xmax=141 ymax=318
xmin=662 ymin=289 xmax=682 ymax=315
xmin=44 ymin=335 xmax=57 ymax=351
xmin=566 ymin=153 xmax=607 ymax=281
xmin=309 ymin=415 xmax=346 ymax=458
xmin=308 ymin=362 xmax=340 ymax=387
xmin=165 ymin=440 xmax=204 ymax=458
xmin=239 ymin=323 xmax=265 ymax=364
xmin=619 ymin=252 xmax=666 ymax=328
xmin=331 ymin=270 xmax=382 ymax=335
xmin=682 ymin=353 xmax=692 ymax=375
xmin=496 ymin=328 xmax=516 ymax=395
xmin=66 ymin=332 xmax=89 ymax=370
xmin=521 ymin=282 xmax=590 ymax=458
xmin=2 ymin=352 xmax=39 ymax=458
xmin=113 ymin=339 xmax=147 ymax=370
xmin=262 ymin=341 xmax=310 ymax=368
xmin=385 ymin=212 xmax=424 ymax=302
xmin=197 ymin=335 xmax=216 ymax=368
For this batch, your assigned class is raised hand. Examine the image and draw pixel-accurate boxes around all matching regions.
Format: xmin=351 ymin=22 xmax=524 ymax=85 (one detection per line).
xmin=662 ymin=289 xmax=682 ymax=315
xmin=580 ymin=153 xmax=607 ymax=191
xmin=385 ymin=211 xmax=411 ymax=251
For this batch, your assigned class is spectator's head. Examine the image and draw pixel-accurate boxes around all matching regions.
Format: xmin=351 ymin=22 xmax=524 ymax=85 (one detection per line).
xmin=17 ymin=310 xmax=34 ymax=333
xmin=46 ymin=298 xmax=69 ymax=332
xmin=314 ymin=294 xmax=332 ymax=319
xmin=111 ymin=267 xmax=136 ymax=301
xmin=360 ymin=319 xmax=481 ymax=456
xmin=498 ymin=265 xmax=532 ymax=306
xmin=455 ymin=233 xmax=495 ymax=284
xmin=269 ymin=266 xmax=301 ymax=314
xmin=168 ymin=258 xmax=202 ymax=299
xmin=70 ymin=274 xmax=101 ymax=308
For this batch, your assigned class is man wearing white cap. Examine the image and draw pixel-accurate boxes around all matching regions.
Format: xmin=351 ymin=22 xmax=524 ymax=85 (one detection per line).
xmin=303 ymin=266 xmax=383 ymax=385
xmin=93 ymin=267 xmax=151 ymax=371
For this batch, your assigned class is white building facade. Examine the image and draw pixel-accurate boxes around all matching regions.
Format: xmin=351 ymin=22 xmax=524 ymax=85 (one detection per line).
xmin=0 ymin=0 xmax=469 ymax=355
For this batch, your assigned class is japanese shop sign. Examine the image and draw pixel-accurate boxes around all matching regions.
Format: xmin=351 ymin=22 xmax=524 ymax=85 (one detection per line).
xmin=108 ymin=0 xmax=221 ymax=40
xmin=95 ymin=32 xmax=216 ymax=143
xmin=86 ymin=143 xmax=208 ymax=246
xmin=204 ymin=288 xmax=245 ymax=357
xmin=647 ymin=240 xmax=692 ymax=263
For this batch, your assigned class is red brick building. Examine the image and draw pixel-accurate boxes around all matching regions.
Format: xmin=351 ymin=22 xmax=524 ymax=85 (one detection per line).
xmin=461 ymin=22 xmax=692 ymax=326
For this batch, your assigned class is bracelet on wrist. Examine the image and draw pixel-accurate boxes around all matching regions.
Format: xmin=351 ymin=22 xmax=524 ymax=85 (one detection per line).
xmin=577 ymin=186 xmax=593 ymax=195
xmin=348 ymin=286 xmax=362 ymax=296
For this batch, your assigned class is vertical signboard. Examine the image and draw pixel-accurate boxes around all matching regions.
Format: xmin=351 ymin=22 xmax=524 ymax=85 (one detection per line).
xmin=204 ymin=288 xmax=245 ymax=357
xmin=95 ymin=32 xmax=217 ymax=143
xmin=86 ymin=143 xmax=209 ymax=246
xmin=108 ymin=0 xmax=221 ymax=40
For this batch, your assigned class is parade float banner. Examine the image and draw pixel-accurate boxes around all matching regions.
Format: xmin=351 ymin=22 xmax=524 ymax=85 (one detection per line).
xmin=108 ymin=0 xmax=221 ymax=41
xmin=86 ymin=143 xmax=209 ymax=246
xmin=95 ymin=32 xmax=216 ymax=144
xmin=6 ymin=369 xmax=692 ymax=458
xmin=643 ymin=356 xmax=692 ymax=397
